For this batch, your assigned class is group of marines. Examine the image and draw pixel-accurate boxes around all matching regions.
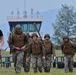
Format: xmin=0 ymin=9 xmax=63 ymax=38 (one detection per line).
xmin=0 ymin=25 xmax=76 ymax=74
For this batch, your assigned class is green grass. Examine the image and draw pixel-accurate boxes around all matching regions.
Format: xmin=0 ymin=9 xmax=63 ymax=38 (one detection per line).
xmin=1 ymin=51 xmax=11 ymax=56
xmin=0 ymin=70 xmax=76 ymax=75
xmin=0 ymin=50 xmax=76 ymax=75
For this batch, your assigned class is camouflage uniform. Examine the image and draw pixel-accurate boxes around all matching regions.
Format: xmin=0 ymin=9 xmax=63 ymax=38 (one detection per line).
xmin=29 ymin=33 xmax=44 ymax=73
xmin=23 ymin=33 xmax=30 ymax=72
xmin=8 ymin=25 xmax=28 ymax=73
xmin=23 ymin=50 xmax=30 ymax=72
xmin=43 ymin=34 xmax=56 ymax=72
xmin=61 ymin=35 xmax=76 ymax=72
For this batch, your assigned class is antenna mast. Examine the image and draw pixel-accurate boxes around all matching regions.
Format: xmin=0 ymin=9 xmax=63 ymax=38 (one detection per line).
xmin=11 ymin=11 xmax=14 ymax=18
xmin=17 ymin=8 xmax=20 ymax=18
xmin=23 ymin=0 xmax=27 ymax=18
xmin=36 ymin=11 xmax=39 ymax=18
xmin=31 ymin=8 xmax=34 ymax=18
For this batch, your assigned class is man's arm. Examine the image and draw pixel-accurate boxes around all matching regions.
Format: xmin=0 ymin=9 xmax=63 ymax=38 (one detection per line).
xmin=51 ymin=43 xmax=56 ymax=60
xmin=60 ymin=42 xmax=64 ymax=54
xmin=1 ymin=36 xmax=4 ymax=47
xmin=0 ymin=30 xmax=4 ymax=50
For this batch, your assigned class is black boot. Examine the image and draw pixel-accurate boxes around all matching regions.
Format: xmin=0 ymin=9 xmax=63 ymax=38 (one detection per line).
xmin=34 ymin=68 xmax=37 ymax=73
xmin=44 ymin=67 xmax=47 ymax=72
xmin=69 ymin=68 xmax=73 ymax=72
xmin=45 ymin=67 xmax=50 ymax=72
xmin=39 ymin=69 xmax=42 ymax=73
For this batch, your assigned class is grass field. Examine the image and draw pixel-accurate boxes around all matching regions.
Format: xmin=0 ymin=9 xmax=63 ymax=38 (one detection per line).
xmin=0 ymin=50 xmax=76 ymax=75
xmin=0 ymin=69 xmax=76 ymax=75
xmin=0 ymin=72 xmax=76 ymax=75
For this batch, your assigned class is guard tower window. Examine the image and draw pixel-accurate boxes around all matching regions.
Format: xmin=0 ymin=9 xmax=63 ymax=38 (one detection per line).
xmin=22 ymin=24 xmax=28 ymax=32
xmin=28 ymin=24 xmax=36 ymax=32
xmin=9 ymin=22 xmax=41 ymax=32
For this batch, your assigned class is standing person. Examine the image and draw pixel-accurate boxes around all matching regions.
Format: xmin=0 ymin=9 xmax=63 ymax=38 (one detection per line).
xmin=43 ymin=34 xmax=56 ymax=72
xmin=0 ymin=30 xmax=4 ymax=60
xmin=61 ymin=35 xmax=76 ymax=73
xmin=29 ymin=33 xmax=45 ymax=73
xmin=8 ymin=25 xmax=28 ymax=74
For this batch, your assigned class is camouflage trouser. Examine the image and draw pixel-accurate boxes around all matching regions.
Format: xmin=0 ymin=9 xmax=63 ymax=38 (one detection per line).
xmin=43 ymin=54 xmax=51 ymax=72
xmin=12 ymin=52 xmax=16 ymax=67
xmin=12 ymin=51 xmax=24 ymax=74
xmin=23 ymin=52 xmax=30 ymax=72
xmin=64 ymin=54 xmax=74 ymax=72
xmin=31 ymin=54 xmax=42 ymax=72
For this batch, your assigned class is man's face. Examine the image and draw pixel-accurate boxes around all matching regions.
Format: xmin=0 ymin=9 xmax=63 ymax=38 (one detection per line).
xmin=16 ymin=29 xmax=22 ymax=35
xmin=32 ymin=36 xmax=37 ymax=41
xmin=64 ymin=38 xmax=69 ymax=42
xmin=45 ymin=37 xmax=49 ymax=41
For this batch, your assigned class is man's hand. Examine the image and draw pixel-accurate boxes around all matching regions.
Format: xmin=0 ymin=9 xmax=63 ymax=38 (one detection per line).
xmin=0 ymin=45 xmax=2 ymax=50
xmin=54 ymin=56 xmax=56 ymax=60
xmin=42 ymin=56 xmax=45 ymax=60
xmin=15 ymin=47 xmax=20 ymax=50
xmin=21 ymin=45 xmax=26 ymax=50
xmin=26 ymin=58 xmax=29 ymax=62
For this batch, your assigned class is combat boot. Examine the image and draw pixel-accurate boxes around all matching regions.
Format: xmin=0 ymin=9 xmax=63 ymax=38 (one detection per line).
xmin=39 ymin=69 xmax=42 ymax=73
xmin=15 ymin=65 xmax=21 ymax=74
xmin=69 ymin=68 xmax=73 ymax=72
xmin=44 ymin=67 xmax=47 ymax=72
xmin=34 ymin=68 xmax=37 ymax=73
xmin=44 ymin=66 xmax=50 ymax=72
xmin=45 ymin=69 xmax=50 ymax=72
xmin=24 ymin=68 xmax=30 ymax=72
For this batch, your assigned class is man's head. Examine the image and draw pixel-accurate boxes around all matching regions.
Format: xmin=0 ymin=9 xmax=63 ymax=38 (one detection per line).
xmin=44 ymin=34 xmax=50 ymax=41
xmin=63 ymin=35 xmax=69 ymax=42
xmin=32 ymin=33 xmax=38 ymax=41
xmin=14 ymin=24 xmax=22 ymax=35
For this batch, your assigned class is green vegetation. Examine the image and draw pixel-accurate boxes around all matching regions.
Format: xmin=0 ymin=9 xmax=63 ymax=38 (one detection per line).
xmin=2 ymin=51 xmax=11 ymax=56
xmin=52 ymin=4 xmax=76 ymax=45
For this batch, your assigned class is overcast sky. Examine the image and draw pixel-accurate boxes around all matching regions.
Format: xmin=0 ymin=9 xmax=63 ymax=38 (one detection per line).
xmin=0 ymin=0 xmax=76 ymax=24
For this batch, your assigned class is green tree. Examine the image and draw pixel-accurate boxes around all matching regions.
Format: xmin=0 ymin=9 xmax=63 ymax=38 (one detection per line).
xmin=52 ymin=4 xmax=76 ymax=45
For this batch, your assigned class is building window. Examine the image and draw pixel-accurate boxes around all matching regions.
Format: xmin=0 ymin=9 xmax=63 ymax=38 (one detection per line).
xmin=9 ymin=22 xmax=41 ymax=32
xmin=22 ymin=24 xmax=28 ymax=32
xmin=28 ymin=24 xmax=36 ymax=32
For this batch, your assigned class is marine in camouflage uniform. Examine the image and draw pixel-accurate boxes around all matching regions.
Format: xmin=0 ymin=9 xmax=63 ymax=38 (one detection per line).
xmin=8 ymin=25 xmax=28 ymax=74
xmin=29 ymin=33 xmax=45 ymax=73
xmin=43 ymin=34 xmax=56 ymax=72
xmin=61 ymin=35 xmax=76 ymax=73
